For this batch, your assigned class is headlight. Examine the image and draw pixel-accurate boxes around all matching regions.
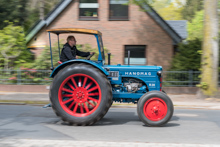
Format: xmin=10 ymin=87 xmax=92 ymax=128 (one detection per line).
xmin=157 ymin=71 xmax=162 ymax=76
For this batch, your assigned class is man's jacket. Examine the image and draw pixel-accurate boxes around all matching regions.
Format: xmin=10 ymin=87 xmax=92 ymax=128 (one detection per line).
xmin=60 ymin=43 xmax=90 ymax=62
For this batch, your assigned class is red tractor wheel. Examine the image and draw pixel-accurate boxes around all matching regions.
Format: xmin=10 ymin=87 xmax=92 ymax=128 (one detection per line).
xmin=137 ymin=91 xmax=173 ymax=127
xmin=50 ymin=63 xmax=112 ymax=125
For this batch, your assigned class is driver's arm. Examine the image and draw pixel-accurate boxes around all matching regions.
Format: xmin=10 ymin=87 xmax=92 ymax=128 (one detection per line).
xmin=76 ymin=48 xmax=90 ymax=57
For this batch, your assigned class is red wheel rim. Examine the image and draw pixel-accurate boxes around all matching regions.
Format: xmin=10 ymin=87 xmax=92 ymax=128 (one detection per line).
xmin=143 ymin=98 xmax=167 ymax=121
xmin=58 ymin=74 xmax=101 ymax=117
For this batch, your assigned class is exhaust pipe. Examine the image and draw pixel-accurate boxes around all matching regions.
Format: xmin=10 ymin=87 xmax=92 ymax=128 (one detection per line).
xmin=128 ymin=50 xmax=130 ymax=65
xmin=108 ymin=53 xmax=111 ymax=65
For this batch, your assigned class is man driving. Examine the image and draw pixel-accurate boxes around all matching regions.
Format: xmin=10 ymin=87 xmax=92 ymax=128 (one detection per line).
xmin=60 ymin=35 xmax=93 ymax=62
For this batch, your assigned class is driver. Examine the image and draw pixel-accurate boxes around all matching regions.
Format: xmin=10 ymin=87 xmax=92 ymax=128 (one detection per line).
xmin=60 ymin=35 xmax=93 ymax=62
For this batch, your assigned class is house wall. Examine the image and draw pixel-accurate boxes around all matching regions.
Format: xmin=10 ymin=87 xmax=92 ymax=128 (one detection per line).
xmin=27 ymin=0 xmax=174 ymax=70
xmin=28 ymin=27 xmax=47 ymax=57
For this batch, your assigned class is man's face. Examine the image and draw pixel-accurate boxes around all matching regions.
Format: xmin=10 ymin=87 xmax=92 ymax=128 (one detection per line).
xmin=69 ymin=39 xmax=76 ymax=47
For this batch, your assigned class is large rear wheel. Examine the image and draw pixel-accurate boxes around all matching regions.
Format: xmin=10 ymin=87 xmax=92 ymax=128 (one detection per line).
xmin=50 ymin=63 xmax=112 ymax=125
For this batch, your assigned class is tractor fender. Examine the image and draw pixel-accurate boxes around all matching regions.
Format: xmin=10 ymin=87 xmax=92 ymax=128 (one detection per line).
xmin=50 ymin=59 xmax=109 ymax=78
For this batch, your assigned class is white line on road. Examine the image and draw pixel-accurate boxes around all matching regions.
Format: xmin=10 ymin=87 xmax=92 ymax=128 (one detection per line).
xmin=175 ymin=113 xmax=199 ymax=117
xmin=0 ymin=139 xmax=219 ymax=147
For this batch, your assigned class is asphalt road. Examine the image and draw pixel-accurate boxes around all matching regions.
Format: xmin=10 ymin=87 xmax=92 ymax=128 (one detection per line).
xmin=0 ymin=105 xmax=220 ymax=145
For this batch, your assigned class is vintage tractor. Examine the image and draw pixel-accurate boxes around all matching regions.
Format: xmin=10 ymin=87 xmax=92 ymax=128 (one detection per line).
xmin=47 ymin=28 xmax=173 ymax=127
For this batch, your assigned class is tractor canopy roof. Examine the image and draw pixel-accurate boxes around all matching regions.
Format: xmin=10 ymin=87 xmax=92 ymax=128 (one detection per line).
xmin=46 ymin=28 xmax=102 ymax=36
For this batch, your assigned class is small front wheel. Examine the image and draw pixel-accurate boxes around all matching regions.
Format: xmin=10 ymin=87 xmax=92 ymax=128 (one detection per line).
xmin=137 ymin=91 xmax=173 ymax=127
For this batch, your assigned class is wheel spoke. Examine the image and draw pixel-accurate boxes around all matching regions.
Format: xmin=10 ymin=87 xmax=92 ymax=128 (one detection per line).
xmin=58 ymin=73 xmax=103 ymax=117
xmin=82 ymin=77 xmax=88 ymax=88
xmin=88 ymin=92 xmax=99 ymax=96
xmin=80 ymin=103 xmax=84 ymax=113
xmin=78 ymin=77 xmax=82 ymax=87
xmin=87 ymin=86 xmax=98 ymax=93
xmin=84 ymin=102 xmax=89 ymax=113
xmin=88 ymin=101 xmax=95 ymax=107
xmin=67 ymin=82 xmax=75 ymax=91
xmin=88 ymin=97 xmax=98 ymax=102
xmin=62 ymin=94 xmax=73 ymax=97
xmin=85 ymin=81 xmax=93 ymax=90
xmin=62 ymin=88 xmax=73 ymax=93
xmin=71 ymin=77 xmax=78 ymax=88
xmin=73 ymin=103 xmax=79 ymax=113
xmin=68 ymin=100 xmax=76 ymax=109
xmin=63 ymin=98 xmax=75 ymax=105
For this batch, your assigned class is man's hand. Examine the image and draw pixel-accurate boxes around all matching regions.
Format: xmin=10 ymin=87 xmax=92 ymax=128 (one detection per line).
xmin=86 ymin=52 xmax=95 ymax=60
xmin=75 ymin=56 xmax=78 ymax=59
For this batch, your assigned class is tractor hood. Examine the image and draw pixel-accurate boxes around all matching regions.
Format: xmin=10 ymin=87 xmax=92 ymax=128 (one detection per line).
xmin=104 ymin=64 xmax=162 ymax=71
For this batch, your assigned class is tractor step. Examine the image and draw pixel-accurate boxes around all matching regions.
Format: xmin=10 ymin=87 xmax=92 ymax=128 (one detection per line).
xmin=43 ymin=103 xmax=51 ymax=108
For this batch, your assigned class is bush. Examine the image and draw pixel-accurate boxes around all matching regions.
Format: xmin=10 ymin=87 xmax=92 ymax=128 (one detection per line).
xmin=77 ymin=44 xmax=110 ymax=61
xmin=0 ymin=21 xmax=33 ymax=69
xmin=169 ymin=39 xmax=202 ymax=71
xmin=33 ymin=43 xmax=60 ymax=70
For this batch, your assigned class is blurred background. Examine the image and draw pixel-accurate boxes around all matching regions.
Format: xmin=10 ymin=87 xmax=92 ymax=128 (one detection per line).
xmin=1 ymin=2 xmax=220 ymax=146
xmin=0 ymin=0 xmax=219 ymax=97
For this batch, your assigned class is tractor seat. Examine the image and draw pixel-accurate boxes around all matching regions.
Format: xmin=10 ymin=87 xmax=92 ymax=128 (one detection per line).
xmin=58 ymin=61 xmax=63 ymax=64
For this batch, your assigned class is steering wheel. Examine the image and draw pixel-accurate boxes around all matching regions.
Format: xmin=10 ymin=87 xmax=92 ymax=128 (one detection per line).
xmin=86 ymin=52 xmax=95 ymax=60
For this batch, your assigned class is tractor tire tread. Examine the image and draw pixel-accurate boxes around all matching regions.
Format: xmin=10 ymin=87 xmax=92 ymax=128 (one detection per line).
xmin=50 ymin=63 xmax=112 ymax=126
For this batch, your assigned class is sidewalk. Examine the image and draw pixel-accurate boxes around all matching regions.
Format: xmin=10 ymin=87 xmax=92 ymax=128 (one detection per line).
xmin=169 ymin=94 xmax=220 ymax=109
xmin=0 ymin=91 xmax=220 ymax=109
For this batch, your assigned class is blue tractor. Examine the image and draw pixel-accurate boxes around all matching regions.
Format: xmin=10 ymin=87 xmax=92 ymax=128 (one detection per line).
xmin=47 ymin=28 xmax=173 ymax=127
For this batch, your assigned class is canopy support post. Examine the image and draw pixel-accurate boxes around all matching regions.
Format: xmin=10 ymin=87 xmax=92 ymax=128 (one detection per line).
xmin=49 ymin=32 xmax=54 ymax=70
xmin=57 ymin=34 xmax=61 ymax=58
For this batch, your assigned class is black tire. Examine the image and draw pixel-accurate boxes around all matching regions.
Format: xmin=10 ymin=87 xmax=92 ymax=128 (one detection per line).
xmin=162 ymin=90 xmax=166 ymax=94
xmin=137 ymin=91 xmax=173 ymax=127
xmin=50 ymin=63 xmax=112 ymax=126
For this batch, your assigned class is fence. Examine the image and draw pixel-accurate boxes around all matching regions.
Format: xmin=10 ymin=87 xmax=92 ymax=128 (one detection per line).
xmin=163 ymin=70 xmax=201 ymax=87
xmin=163 ymin=70 xmax=220 ymax=87
xmin=0 ymin=69 xmax=52 ymax=85
xmin=0 ymin=69 xmax=219 ymax=86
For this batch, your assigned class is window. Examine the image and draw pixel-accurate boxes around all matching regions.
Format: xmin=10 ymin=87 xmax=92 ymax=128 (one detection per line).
xmin=173 ymin=45 xmax=178 ymax=55
xmin=124 ymin=45 xmax=146 ymax=65
xmin=79 ymin=0 xmax=99 ymax=20
xmin=109 ymin=0 xmax=129 ymax=20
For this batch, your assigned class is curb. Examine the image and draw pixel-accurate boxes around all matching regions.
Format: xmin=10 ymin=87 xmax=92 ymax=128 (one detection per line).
xmin=0 ymin=100 xmax=220 ymax=110
xmin=0 ymin=102 xmax=26 ymax=105
xmin=0 ymin=100 xmax=50 ymax=105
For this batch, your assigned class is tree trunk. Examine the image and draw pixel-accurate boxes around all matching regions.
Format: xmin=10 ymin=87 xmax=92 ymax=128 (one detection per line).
xmin=39 ymin=0 xmax=44 ymax=20
xmin=30 ymin=0 xmax=38 ymax=9
xmin=4 ymin=57 xmax=8 ymax=70
xmin=1 ymin=46 xmax=21 ymax=70
xmin=200 ymin=0 xmax=219 ymax=97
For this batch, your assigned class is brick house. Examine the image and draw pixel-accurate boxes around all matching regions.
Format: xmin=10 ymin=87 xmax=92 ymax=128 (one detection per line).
xmin=26 ymin=0 xmax=187 ymax=70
